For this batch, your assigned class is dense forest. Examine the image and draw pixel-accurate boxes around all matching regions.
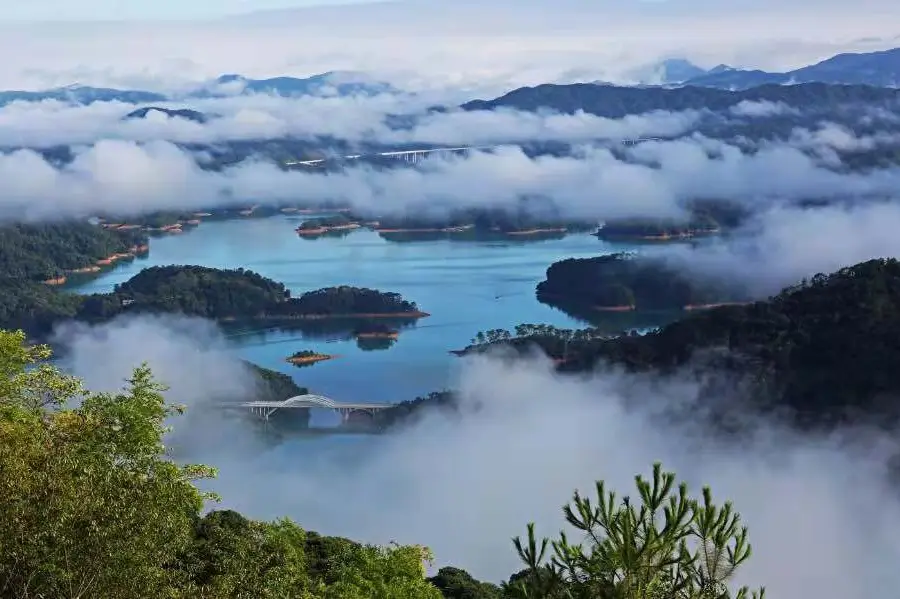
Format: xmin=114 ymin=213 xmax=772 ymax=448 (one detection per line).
xmin=462 ymin=81 xmax=900 ymax=117
xmin=536 ymin=253 xmax=751 ymax=314
xmin=0 ymin=264 xmax=424 ymax=337
xmin=461 ymin=259 xmax=900 ymax=429
xmin=0 ymin=222 xmax=147 ymax=281
xmin=0 ymin=329 xmax=765 ymax=598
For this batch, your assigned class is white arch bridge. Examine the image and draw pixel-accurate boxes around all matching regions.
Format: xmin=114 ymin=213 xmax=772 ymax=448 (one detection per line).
xmin=230 ymin=394 xmax=394 ymax=422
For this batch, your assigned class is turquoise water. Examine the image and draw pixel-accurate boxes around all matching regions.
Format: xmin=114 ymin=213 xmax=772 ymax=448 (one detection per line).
xmin=71 ymin=215 xmax=640 ymax=408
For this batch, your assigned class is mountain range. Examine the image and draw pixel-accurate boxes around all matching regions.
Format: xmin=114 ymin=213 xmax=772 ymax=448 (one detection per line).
xmin=0 ymin=71 xmax=397 ymax=108
xmin=1 ymin=46 xmax=898 ymax=109
xmin=646 ymin=47 xmax=900 ymax=89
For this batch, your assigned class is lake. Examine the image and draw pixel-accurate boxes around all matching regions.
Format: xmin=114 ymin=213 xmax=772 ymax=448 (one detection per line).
xmin=71 ymin=214 xmax=652 ymax=417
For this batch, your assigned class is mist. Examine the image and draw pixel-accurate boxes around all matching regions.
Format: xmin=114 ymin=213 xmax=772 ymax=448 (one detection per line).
xmin=663 ymin=200 xmax=900 ymax=297
xmin=51 ymin=313 xmax=900 ymax=598
xmin=5 ymin=131 xmax=900 ymax=221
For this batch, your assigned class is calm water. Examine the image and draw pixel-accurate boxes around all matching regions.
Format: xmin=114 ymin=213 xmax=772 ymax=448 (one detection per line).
xmin=71 ymin=215 xmax=640 ymax=409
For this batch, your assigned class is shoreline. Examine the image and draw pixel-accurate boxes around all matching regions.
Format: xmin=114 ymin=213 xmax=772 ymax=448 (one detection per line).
xmin=43 ymin=243 xmax=150 ymax=285
xmin=355 ymin=331 xmax=399 ymax=340
xmin=219 ymin=310 xmax=430 ymax=322
xmin=683 ymin=302 xmax=751 ymax=311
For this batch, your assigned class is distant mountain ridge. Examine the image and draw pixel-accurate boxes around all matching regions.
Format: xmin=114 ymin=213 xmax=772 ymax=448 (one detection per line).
xmin=0 ymin=71 xmax=399 ymax=107
xmin=679 ymin=47 xmax=900 ymax=89
xmin=461 ymin=82 xmax=900 ymax=119
xmin=1 ymin=46 xmax=898 ymax=108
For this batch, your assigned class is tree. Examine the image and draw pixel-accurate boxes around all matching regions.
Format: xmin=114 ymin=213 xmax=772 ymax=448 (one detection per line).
xmin=0 ymin=329 xmax=443 ymax=599
xmin=507 ymin=463 xmax=766 ymax=599
xmin=0 ymin=329 xmax=217 ymax=599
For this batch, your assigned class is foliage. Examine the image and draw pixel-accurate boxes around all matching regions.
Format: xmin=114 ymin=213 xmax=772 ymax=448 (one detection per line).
xmin=507 ymin=463 xmax=765 ymax=599
xmin=0 ymin=329 xmax=215 ymax=598
xmin=0 ymin=221 xmax=147 ymax=281
xmin=536 ymin=253 xmax=750 ymax=312
xmin=428 ymin=567 xmax=503 ymax=599
xmin=0 ymin=329 xmax=443 ymax=598
xmin=0 ymin=263 xmax=421 ymax=336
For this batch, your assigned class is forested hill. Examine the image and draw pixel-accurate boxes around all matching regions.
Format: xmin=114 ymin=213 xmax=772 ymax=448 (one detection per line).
xmin=450 ymin=259 xmax=900 ymax=429
xmin=0 ymin=264 xmax=425 ymax=337
xmin=461 ymin=82 xmax=900 ymax=118
xmin=0 ymin=222 xmax=148 ymax=281
xmin=575 ymin=259 xmax=900 ymax=425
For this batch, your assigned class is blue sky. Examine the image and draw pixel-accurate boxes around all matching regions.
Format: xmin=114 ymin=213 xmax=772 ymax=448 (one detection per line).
xmin=1 ymin=0 xmax=386 ymax=21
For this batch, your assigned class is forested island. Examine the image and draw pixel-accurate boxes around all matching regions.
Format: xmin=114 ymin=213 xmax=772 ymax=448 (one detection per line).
xmin=535 ymin=253 xmax=751 ymax=319
xmin=295 ymin=214 xmax=362 ymax=236
xmin=1 ymin=263 xmax=427 ymax=337
xmin=364 ymin=205 xmax=596 ymax=241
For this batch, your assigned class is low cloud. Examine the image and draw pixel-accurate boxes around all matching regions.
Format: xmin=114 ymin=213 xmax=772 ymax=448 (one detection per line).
xmin=664 ymin=200 xmax=900 ymax=297
xmin=0 ymin=95 xmax=706 ymax=149
xmin=52 ymin=314 xmax=900 ymax=598
xmin=4 ymin=134 xmax=900 ymax=221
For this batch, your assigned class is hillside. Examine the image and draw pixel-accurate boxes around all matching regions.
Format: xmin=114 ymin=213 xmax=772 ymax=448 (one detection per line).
xmin=451 ymin=259 xmax=900 ymax=429
xmin=461 ymin=82 xmax=900 ymax=118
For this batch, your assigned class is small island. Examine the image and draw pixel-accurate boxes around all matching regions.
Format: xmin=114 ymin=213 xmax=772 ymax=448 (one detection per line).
xmin=594 ymin=200 xmax=749 ymax=242
xmin=295 ymin=214 xmax=362 ymax=236
xmin=285 ymin=350 xmax=337 ymax=366
xmin=594 ymin=216 xmax=719 ymax=242
xmin=535 ymin=253 xmax=751 ymax=318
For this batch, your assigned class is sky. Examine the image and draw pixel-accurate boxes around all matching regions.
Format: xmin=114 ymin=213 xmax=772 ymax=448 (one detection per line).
xmin=0 ymin=0 xmax=387 ymax=21
xmin=2 ymin=0 xmax=899 ymax=92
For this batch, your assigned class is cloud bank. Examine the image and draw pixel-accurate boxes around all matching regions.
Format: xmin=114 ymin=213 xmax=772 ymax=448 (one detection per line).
xmin=4 ymin=130 xmax=900 ymax=221
xmin=664 ymin=200 xmax=900 ymax=297
xmin=52 ymin=314 xmax=900 ymax=598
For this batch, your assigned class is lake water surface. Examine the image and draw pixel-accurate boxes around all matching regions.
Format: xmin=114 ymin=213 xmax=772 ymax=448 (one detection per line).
xmin=72 ymin=215 xmax=648 ymax=412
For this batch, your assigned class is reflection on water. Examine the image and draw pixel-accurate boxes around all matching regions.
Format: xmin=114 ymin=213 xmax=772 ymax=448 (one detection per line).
xmin=69 ymin=215 xmax=669 ymax=406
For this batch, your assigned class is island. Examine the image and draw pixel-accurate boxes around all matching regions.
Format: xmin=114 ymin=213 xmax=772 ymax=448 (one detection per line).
xmin=1 ymin=264 xmax=428 ymax=338
xmin=535 ymin=253 xmax=751 ymax=320
xmin=285 ymin=350 xmax=337 ymax=366
xmin=359 ymin=204 xmax=596 ymax=242
xmin=295 ymin=214 xmax=362 ymax=237
xmin=594 ymin=200 xmax=749 ymax=242
xmin=594 ymin=216 xmax=719 ymax=241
